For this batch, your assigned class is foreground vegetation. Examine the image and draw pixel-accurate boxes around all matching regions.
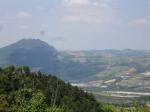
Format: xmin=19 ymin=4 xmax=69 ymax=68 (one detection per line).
xmin=0 ymin=66 xmax=150 ymax=112
xmin=102 ymin=104 xmax=150 ymax=112
xmin=0 ymin=66 xmax=102 ymax=112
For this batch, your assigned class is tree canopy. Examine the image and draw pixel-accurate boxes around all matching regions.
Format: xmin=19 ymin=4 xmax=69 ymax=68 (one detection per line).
xmin=0 ymin=65 xmax=102 ymax=112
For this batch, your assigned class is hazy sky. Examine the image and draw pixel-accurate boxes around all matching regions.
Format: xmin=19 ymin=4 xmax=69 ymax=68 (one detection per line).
xmin=0 ymin=0 xmax=150 ymax=50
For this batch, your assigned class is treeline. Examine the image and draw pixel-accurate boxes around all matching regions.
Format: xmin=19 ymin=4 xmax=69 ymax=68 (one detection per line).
xmin=0 ymin=66 xmax=150 ymax=112
xmin=0 ymin=66 xmax=103 ymax=112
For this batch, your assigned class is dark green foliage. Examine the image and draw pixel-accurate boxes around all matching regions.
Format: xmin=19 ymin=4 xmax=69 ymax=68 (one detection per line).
xmin=12 ymin=88 xmax=48 ymax=112
xmin=0 ymin=66 xmax=103 ymax=112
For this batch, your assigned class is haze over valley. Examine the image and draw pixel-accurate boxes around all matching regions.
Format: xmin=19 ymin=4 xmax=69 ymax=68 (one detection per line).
xmin=1 ymin=39 xmax=150 ymax=105
xmin=0 ymin=0 xmax=150 ymax=112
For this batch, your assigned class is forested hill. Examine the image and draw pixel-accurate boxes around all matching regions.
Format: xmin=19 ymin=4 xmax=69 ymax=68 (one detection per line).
xmin=0 ymin=39 xmax=59 ymax=74
xmin=0 ymin=39 xmax=102 ymax=80
xmin=0 ymin=66 xmax=103 ymax=112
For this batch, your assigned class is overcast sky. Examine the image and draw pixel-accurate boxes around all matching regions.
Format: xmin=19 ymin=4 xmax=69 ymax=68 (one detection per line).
xmin=0 ymin=0 xmax=150 ymax=50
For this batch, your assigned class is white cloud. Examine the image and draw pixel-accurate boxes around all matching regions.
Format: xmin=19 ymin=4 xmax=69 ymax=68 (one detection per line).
xmin=64 ymin=0 xmax=90 ymax=6
xmin=0 ymin=11 xmax=32 ymax=34
xmin=63 ymin=15 xmax=118 ymax=24
xmin=129 ymin=17 xmax=150 ymax=33
xmin=132 ymin=17 xmax=150 ymax=25
xmin=133 ymin=19 xmax=149 ymax=24
xmin=62 ymin=0 xmax=119 ymax=24
xmin=0 ymin=11 xmax=31 ymax=24
xmin=17 ymin=11 xmax=31 ymax=19
xmin=51 ymin=36 xmax=66 ymax=42
xmin=20 ymin=25 xmax=29 ymax=30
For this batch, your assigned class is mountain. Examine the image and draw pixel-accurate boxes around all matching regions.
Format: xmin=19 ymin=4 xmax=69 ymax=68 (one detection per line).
xmin=60 ymin=50 xmax=150 ymax=104
xmin=1 ymin=39 xmax=150 ymax=86
xmin=1 ymin=39 xmax=150 ymax=104
xmin=0 ymin=39 xmax=103 ymax=80
xmin=0 ymin=39 xmax=59 ymax=74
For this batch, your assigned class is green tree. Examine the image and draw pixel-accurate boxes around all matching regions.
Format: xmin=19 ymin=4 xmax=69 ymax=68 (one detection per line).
xmin=12 ymin=88 xmax=33 ymax=112
xmin=0 ymin=94 xmax=11 ymax=112
xmin=12 ymin=88 xmax=49 ymax=112
xmin=28 ymin=91 xmax=47 ymax=112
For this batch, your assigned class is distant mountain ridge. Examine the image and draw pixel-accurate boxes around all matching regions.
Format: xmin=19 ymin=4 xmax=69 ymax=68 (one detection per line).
xmin=0 ymin=39 xmax=103 ymax=80
xmin=1 ymin=39 xmax=150 ymax=85
xmin=0 ymin=39 xmax=59 ymax=74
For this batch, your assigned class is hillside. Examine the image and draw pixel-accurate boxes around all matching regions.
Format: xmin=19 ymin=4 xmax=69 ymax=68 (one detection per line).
xmin=1 ymin=39 xmax=150 ymax=92
xmin=0 ymin=39 xmax=103 ymax=80
xmin=61 ymin=50 xmax=150 ymax=104
xmin=1 ymin=66 xmax=150 ymax=112
xmin=0 ymin=39 xmax=59 ymax=74
xmin=61 ymin=50 xmax=150 ymax=84
xmin=0 ymin=66 xmax=103 ymax=112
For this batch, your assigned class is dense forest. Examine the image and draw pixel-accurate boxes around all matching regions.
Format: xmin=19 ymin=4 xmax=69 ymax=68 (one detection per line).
xmin=0 ymin=66 xmax=150 ymax=112
xmin=0 ymin=65 xmax=103 ymax=112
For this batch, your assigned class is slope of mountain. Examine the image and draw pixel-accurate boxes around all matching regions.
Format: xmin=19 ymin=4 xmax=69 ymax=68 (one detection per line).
xmin=0 ymin=66 xmax=102 ymax=112
xmin=0 ymin=39 xmax=58 ymax=73
xmin=0 ymin=39 xmax=150 ymax=88
xmin=60 ymin=50 xmax=150 ymax=104
xmin=0 ymin=39 xmax=103 ymax=80
xmin=1 ymin=39 xmax=150 ymax=104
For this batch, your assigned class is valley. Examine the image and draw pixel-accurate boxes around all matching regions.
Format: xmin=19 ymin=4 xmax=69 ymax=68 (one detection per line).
xmin=0 ymin=39 xmax=150 ymax=105
xmin=63 ymin=50 xmax=150 ymax=104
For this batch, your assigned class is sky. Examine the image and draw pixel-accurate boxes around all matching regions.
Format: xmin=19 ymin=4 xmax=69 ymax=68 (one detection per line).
xmin=0 ymin=0 xmax=150 ymax=50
